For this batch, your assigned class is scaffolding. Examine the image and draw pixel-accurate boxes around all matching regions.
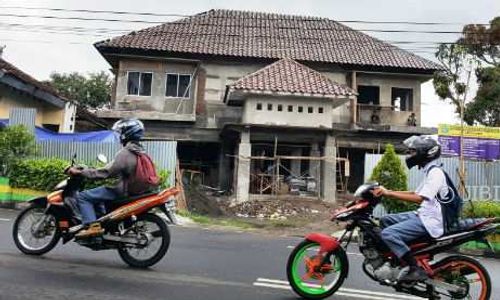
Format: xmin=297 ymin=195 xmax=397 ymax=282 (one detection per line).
xmin=234 ymin=154 xmax=350 ymax=199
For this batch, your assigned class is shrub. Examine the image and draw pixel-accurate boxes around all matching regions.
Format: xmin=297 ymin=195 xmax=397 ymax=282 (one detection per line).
xmin=158 ymin=169 xmax=171 ymax=189
xmin=463 ymin=201 xmax=500 ymax=219
xmin=9 ymin=157 xmax=171 ymax=192
xmin=370 ymin=144 xmax=417 ymax=213
xmin=9 ymin=158 xmax=68 ymax=191
xmin=0 ymin=125 xmax=36 ymax=176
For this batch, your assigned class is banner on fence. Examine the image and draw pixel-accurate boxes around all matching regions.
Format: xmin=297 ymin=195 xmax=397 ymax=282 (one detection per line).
xmin=438 ymin=124 xmax=500 ymax=160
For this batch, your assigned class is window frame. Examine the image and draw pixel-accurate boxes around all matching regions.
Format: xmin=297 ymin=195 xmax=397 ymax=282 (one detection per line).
xmin=127 ymin=71 xmax=154 ymax=97
xmin=391 ymin=87 xmax=414 ymax=112
xmin=165 ymin=73 xmax=192 ymax=99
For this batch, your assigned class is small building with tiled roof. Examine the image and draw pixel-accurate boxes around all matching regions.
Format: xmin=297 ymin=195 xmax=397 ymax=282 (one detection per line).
xmin=0 ymin=57 xmax=76 ymax=132
xmin=225 ymin=58 xmax=356 ymax=129
xmin=94 ymin=9 xmax=438 ymax=202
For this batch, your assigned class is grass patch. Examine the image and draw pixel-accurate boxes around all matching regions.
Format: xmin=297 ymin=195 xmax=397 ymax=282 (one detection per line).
xmin=177 ymin=209 xmax=309 ymax=230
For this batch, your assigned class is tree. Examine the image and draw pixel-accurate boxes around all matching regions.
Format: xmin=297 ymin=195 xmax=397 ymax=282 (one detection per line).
xmin=464 ymin=66 xmax=500 ymax=126
xmin=46 ymin=71 xmax=112 ymax=109
xmin=433 ymin=44 xmax=475 ymax=115
xmin=370 ymin=144 xmax=416 ymax=213
xmin=0 ymin=125 xmax=36 ymax=176
xmin=460 ymin=17 xmax=500 ymax=66
xmin=434 ymin=16 xmax=499 ymax=124
xmin=460 ymin=17 xmax=500 ymax=126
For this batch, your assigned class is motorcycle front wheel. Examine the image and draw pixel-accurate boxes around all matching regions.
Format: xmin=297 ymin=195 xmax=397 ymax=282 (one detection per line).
xmin=286 ymin=239 xmax=348 ymax=300
xmin=117 ymin=213 xmax=170 ymax=268
xmin=12 ymin=205 xmax=60 ymax=255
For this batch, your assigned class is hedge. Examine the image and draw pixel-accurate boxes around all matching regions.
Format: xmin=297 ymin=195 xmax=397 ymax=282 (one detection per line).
xmin=9 ymin=158 xmax=171 ymax=192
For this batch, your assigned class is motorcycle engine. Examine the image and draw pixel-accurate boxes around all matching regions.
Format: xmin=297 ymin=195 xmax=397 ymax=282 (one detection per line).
xmin=359 ymin=231 xmax=400 ymax=284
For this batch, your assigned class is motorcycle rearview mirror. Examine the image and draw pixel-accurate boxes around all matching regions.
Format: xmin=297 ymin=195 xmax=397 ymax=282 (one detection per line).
xmin=71 ymin=153 xmax=77 ymax=166
xmin=97 ymin=154 xmax=108 ymax=164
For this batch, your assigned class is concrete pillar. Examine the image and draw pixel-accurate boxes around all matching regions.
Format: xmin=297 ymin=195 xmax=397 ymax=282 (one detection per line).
xmin=321 ymin=135 xmax=337 ymax=203
xmin=218 ymin=142 xmax=231 ymax=191
xmin=350 ymin=71 xmax=358 ymax=125
xmin=236 ymin=131 xmax=251 ymax=203
xmin=309 ymin=143 xmax=321 ymax=180
xmin=290 ymin=148 xmax=302 ymax=177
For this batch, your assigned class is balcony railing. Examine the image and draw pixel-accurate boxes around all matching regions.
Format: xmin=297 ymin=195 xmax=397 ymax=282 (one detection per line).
xmin=356 ymin=104 xmax=417 ymax=126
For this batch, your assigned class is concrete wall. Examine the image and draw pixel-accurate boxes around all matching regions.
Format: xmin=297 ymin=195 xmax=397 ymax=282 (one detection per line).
xmin=202 ymin=62 xmax=266 ymax=103
xmin=112 ymin=57 xmax=428 ymax=127
xmin=61 ymin=102 xmax=76 ymax=133
xmin=242 ymin=96 xmax=333 ymax=128
xmin=0 ymin=86 xmax=69 ymax=131
xmin=356 ymin=73 xmax=423 ymax=126
xmin=115 ymin=58 xmax=197 ymax=116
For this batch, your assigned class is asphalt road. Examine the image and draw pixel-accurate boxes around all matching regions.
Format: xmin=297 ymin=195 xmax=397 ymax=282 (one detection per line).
xmin=0 ymin=208 xmax=498 ymax=300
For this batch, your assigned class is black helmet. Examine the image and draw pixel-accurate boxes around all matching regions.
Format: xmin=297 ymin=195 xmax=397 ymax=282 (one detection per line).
xmin=112 ymin=118 xmax=144 ymax=144
xmin=403 ymin=135 xmax=441 ymax=169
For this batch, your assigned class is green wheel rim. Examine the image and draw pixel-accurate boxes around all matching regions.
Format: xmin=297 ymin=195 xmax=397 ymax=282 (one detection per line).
xmin=291 ymin=243 xmax=342 ymax=296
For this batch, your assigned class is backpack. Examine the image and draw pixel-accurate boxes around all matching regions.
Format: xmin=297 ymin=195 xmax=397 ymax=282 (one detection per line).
xmin=427 ymin=165 xmax=463 ymax=234
xmin=135 ymin=152 xmax=160 ymax=186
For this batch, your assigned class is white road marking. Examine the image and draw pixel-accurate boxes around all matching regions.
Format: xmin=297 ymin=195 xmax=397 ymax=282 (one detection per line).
xmin=254 ymin=278 xmax=423 ymax=300
xmin=0 ymin=218 xmax=10 ymax=221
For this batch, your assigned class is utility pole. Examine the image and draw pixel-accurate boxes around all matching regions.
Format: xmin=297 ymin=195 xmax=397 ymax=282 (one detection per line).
xmin=458 ymin=66 xmax=472 ymax=197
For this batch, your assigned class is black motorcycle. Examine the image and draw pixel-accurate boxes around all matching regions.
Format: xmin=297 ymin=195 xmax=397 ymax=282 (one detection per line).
xmin=287 ymin=182 xmax=498 ymax=300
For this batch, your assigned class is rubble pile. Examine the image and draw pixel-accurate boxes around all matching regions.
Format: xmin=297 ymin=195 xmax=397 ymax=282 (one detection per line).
xmin=224 ymin=199 xmax=331 ymax=220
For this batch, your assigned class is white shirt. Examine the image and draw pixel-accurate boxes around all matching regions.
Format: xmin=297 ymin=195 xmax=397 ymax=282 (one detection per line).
xmin=415 ymin=161 xmax=449 ymax=238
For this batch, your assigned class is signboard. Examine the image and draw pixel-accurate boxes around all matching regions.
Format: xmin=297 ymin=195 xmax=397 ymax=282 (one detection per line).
xmin=438 ymin=124 xmax=500 ymax=160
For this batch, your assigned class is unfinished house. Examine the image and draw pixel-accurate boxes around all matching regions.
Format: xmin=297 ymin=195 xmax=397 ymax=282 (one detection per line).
xmin=94 ymin=9 xmax=439 ymax=202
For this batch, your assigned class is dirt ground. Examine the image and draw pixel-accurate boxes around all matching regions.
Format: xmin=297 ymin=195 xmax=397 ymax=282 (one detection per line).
xmin=185 ymin=188 xmax=352 ymax=236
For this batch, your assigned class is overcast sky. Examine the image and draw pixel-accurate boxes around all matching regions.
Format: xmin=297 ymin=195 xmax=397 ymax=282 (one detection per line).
xmin=1 ymin=0 xmax=498 ymax=127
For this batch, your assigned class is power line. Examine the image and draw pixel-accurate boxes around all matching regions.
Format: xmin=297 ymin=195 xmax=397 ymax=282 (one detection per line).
xmin=0 ymin=5 xmax=489 ymax=26
xmin=0 ymin=6 xmax=190 ymax=18
xmin=0 ymin=22 xmax=465 ymax=45
xmin=0 ymin=13 xmax=479 ymax=35
xmin=0 ymin=13 xmax=168 ymax=24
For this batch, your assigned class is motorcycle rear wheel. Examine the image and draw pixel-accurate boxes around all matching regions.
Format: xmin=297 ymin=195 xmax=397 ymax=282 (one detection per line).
xmin=431 ymin=255 xmax=491 ymax=300
xmin=286 ymin=239 xmax=348 ymax=300
xmin=117 ymin=213 xmax=170 ymax=268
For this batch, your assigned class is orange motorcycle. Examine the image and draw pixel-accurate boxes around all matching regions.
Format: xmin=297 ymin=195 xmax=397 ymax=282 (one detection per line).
xmin=12 ymin=154 xmax=179 ymax=268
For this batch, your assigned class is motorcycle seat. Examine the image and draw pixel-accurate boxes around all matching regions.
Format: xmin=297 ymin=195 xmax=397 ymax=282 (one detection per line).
xmin=409 ymin=218 xmax=487 ymax=246
xmin=446 ymin=218 xmax=488 ymax=235
xmin=112 ymin=190 xmax=160 ymax=206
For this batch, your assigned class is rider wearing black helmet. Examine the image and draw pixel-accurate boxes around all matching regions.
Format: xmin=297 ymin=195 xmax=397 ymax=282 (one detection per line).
xmin=68 ymin=118 xmax=158 ymax=238
xmin=373 ymin=135 xmax=449 ymax=283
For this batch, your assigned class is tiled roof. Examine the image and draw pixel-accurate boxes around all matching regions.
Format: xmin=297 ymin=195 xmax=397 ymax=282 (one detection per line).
xmin=95 ymin=9 xmax=441 ymax=72
xmin=230 ymin=58 xmax=356 ymax=97
xmin=0 ymin=57 xmax=66 ymax=101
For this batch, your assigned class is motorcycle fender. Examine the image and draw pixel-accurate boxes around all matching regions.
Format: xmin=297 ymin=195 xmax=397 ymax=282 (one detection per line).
xmin=306 ymin=233 xmax=340 ymax=254
xmin=29 ymin=197 xmax=48 ymax=207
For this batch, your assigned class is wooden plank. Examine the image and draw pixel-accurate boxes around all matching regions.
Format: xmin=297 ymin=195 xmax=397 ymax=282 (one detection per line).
xmin=175 ymin=160 xmax=187 ymax=211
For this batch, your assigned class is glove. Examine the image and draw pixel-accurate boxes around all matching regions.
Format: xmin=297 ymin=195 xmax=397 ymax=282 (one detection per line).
xmin=66 ymin=167 xmax=83 ymax=176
